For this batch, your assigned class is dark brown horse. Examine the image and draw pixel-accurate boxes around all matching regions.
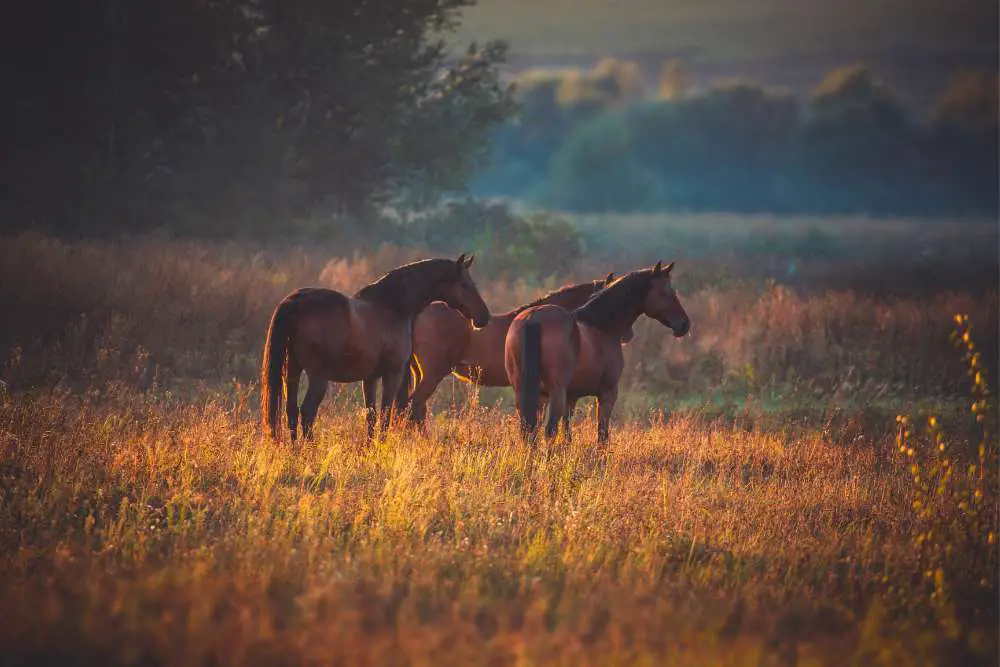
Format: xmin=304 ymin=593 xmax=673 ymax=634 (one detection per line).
xmin=396 ymin=273 xmax=634 ymax=424
xmin=505 ymin=261 xmax=690 ymax=444
xmin=261 ymin=255 xmax=490 ymax=442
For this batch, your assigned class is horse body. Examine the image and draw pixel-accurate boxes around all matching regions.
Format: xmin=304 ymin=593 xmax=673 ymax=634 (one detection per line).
xmin=400 ymin=274 xmax=620 ymax=423
xmin=506 ymin=262 xmax=690 ymax=444
xmin=261 ymin=255 xmax=489 ymax=442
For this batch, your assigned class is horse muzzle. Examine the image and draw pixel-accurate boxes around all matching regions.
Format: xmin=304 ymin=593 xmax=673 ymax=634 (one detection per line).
xmin=671 ymin=318 xmax=691 ymax=338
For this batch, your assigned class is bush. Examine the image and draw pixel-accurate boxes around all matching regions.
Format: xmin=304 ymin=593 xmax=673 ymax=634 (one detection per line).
xmin=404 ymin=199 xmax=583 ymax=281
xmin=541 ymin=112 xmax=661 ymax=212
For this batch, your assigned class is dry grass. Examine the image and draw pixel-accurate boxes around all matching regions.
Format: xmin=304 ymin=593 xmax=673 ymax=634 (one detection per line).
xmin=1 ymin=387 xmax=994 ymax=666
xmin=0 ymin=230 xmax=997 ymax=665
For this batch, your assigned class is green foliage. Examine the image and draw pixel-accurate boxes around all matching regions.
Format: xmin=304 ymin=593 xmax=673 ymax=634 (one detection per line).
xmin=406 ymin=199 xmax=583 ymax=280
xmin=542 ymin=112 xmax=660 ymax=212
xmin=1 ymin=0 xmax=515 ymax=233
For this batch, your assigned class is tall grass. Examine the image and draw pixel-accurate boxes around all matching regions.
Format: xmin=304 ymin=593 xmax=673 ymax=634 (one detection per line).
xmin=0 ymin=230 xmax=997 ymax=665
xmin=1 ymin=232 xmax=994 ymax=410
xmin=1 ymin=383 xmax=995 ymax=666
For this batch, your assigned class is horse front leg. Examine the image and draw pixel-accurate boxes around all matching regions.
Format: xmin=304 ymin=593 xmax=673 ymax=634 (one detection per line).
xmin=596 ymin=386 xmax=619 ymax=445
xmin=362 ymin=376 xmax=378 ymax=441
xmin=379 ymin=366 xmax=408 ymax=436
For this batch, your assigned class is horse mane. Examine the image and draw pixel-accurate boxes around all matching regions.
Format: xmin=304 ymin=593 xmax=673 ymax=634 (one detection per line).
xmin=511 ymin=280 xmax=601 ymax=316
xmin=573 ymin=270 xmax=653 ymax=331
xmin=355 ymin=258 xmax=454 ymax=313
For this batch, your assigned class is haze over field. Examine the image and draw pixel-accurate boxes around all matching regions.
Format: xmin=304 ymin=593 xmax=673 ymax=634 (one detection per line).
xmin=456 ymin=0 xmax=999 ymax=109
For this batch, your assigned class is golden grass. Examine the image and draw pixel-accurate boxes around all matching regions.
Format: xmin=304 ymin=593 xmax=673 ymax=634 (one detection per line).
xmin=2 ymin=385 xmax=993 ymax=666
xmin=0 ymin=231 xmax=997 ymax=665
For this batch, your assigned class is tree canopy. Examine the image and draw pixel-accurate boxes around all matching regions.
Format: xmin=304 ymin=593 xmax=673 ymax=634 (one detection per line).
xmin=1 ymin=0 xmax=515 ymax=234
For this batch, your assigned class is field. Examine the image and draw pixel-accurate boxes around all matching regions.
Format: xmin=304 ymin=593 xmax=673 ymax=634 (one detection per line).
xmin=0 ymin=216 xmax=997 ymax=666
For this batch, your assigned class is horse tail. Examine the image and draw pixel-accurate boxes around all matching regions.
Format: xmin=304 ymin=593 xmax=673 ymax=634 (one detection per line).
xmin=520 ymin=319 xmax=542 ymax=434
xmin=260 ymin=297 xmax=296 ymax=439
xmin=396 ymin=353 xmax=424 ymax=410
xmin=407 ymin=353 xmax=424 ymax=401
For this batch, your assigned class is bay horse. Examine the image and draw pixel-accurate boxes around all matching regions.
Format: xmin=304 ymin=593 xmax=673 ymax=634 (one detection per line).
xmin=260 ymin=255 xmax=490 ymax=442
xmin=396 ymin=273 xmax=634 ymax=424
xmin=505 ymin=261 xmax=690 ymax=444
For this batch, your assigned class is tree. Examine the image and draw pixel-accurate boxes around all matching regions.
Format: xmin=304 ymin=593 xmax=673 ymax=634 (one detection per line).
xmin=925 ymin=71 xmax=999 ymax=214
xmin=798 ymin=65 xmax=915 ymax=212
xmin=542 ymin=111 xmax=660 ymax=213
xmin=0 ymin=0 xmax=515 ymax=233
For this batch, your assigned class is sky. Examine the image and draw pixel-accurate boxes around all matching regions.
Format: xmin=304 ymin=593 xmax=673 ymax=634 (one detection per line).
xmin=453 ymin=0 xmax=999 ymax=62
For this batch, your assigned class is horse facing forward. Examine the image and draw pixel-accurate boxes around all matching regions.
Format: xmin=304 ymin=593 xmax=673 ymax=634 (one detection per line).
xmin=261 ymin=255 xmax=490 ymax=442
xmin=396 ymin=273 xmax=635 ymax=424
xmin=505 ymin=261 xmax=690 ymax=444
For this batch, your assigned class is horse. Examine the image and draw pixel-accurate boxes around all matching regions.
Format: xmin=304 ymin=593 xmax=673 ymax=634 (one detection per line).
xmin=505 ymin=261 xmax=690 ymax=445
xmin=260 ymin=254 xmax=490 ymax=442
xmin=395 ymin=273 xmax=635 ymax=424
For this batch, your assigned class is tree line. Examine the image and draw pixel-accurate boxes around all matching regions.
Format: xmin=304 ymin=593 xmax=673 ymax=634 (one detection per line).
xmin=2 ymin=3 xmax=995 ymax=237
xmin=471 ymin=59 xmax=999 ymax=217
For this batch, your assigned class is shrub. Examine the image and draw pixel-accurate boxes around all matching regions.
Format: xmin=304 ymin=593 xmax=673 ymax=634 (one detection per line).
xmin=404 ymin=199 xmax=583 ymax=281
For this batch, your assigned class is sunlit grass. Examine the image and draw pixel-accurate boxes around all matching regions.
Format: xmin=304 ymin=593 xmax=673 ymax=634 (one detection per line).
xmin=0 ymin=230 xmax=996 ymax=665
xmin=1 ymin=371 xmax=996 ymax=665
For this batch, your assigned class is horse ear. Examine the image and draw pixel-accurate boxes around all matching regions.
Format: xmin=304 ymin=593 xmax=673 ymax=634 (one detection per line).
xmin=652 ymin=261 xmax=662 ymax=276
xmin=464 ymin=254 xmax=475 ymax=268
xmin=456 ymin=253 xmax=467 ymax=267
xmin=664 ymin=261 xmax=675 ymax=275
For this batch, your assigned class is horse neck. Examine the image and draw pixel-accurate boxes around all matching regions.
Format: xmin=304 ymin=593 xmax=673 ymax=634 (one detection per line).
xmin=598 ymin=306 xmax=643 ymax=341
xmin=576 ymin=285 xmax=645 ymax=340
xmin=358 ymin=262 xmax=452 ymax=318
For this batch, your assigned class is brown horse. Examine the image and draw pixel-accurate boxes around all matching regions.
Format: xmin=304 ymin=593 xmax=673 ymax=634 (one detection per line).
xmin=505 ymin=261 xmax=690 ymax=444
xmin=260 ymin=255 xmax=490 ymax=442
xmin=396 ymin=273 xmax=634 ymax=424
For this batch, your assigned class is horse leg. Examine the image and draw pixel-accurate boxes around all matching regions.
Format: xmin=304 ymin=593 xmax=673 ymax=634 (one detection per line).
xmin=545 ymin=388 xmax=567 ymax=442
xmin=408 ymin=357 xmax=450 ymax=427
xmin=300 ymin=374 xmax=328 ymax=440
xmin=380 ymin=366 xmax=407 ymax=436
xmin=285 ymin=354 xmax=302 ymax=442
xmin=362 ymin=376 xmax=378 ymax=441
xmin=562 ymin=397 xmax=578 ymax=444
xmin=596 ymin=386 xmax=619 ymax=445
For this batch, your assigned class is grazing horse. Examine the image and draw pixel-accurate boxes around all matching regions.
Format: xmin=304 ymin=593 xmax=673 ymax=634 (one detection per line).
xmin=396 ymin=273 xmax=635 ymax=424
xmin=260 ymin=255 xmax=490 ymax=442
xmin=505 ymin=261 xmax=690 ymax=444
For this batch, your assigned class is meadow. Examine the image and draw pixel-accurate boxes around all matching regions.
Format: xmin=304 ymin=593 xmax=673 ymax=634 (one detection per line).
xmin=0 ymin=215 xmax=997 ymax=666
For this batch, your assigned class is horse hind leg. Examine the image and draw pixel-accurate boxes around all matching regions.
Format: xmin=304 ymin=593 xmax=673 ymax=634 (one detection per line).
xmin=562 ymin=397 xmax=578 ymax=444
xmin=286 ymin=354 xmax=302 ymax=442
xmin=300 ymin=374 xmax=328 ymax=440
xmin=545 ymin=388 xmax=567 ymax=443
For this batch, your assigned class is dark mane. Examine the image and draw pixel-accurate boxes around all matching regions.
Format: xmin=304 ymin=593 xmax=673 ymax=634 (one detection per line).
xmin=511 ymin=280 xmax=601 ymax=316
xmin=355 ymin=258 xmax=454 ymax=313
xmin=573 ymin=270 xmax=653 ymax=331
